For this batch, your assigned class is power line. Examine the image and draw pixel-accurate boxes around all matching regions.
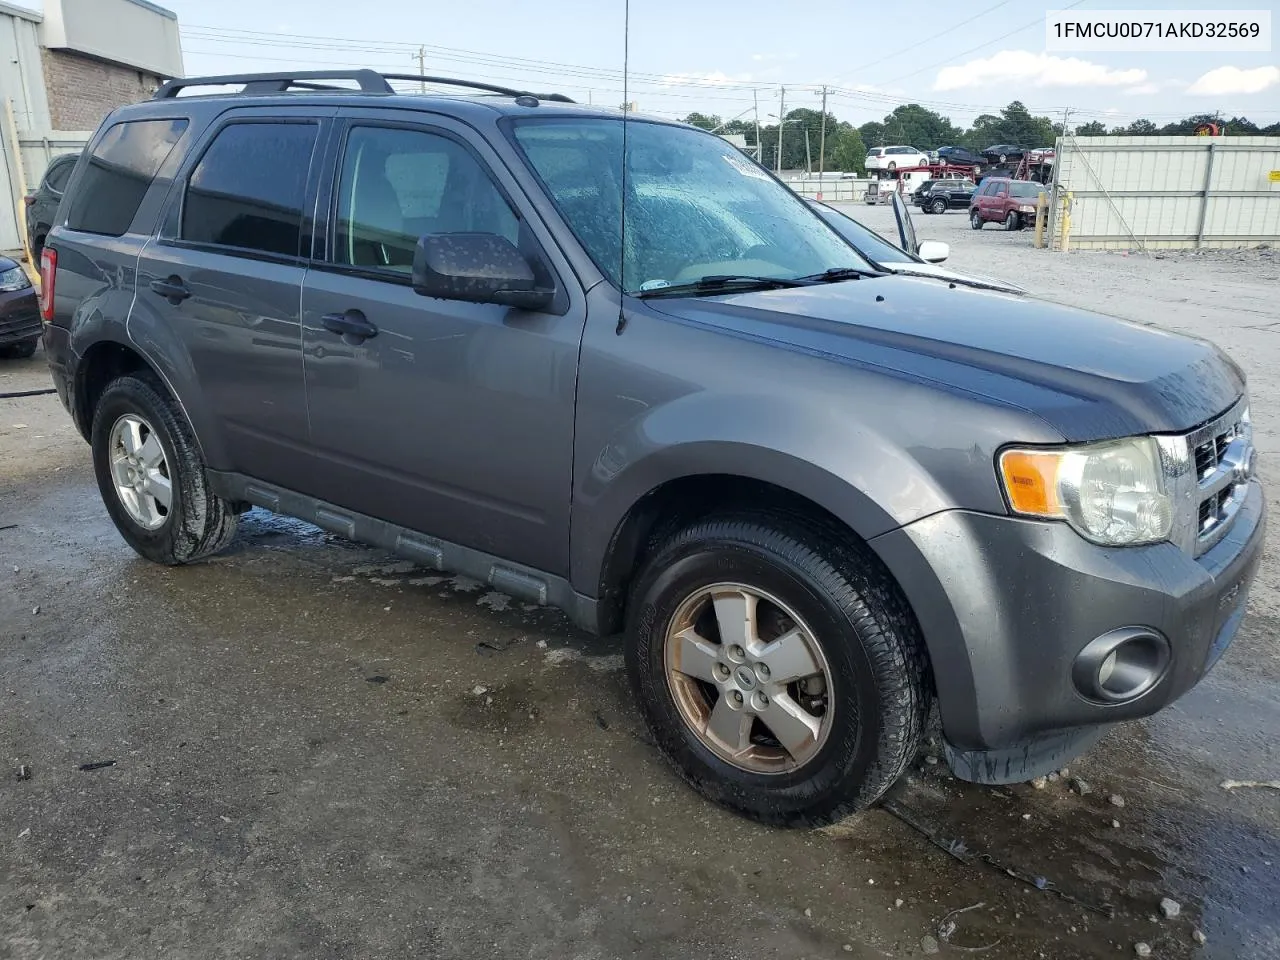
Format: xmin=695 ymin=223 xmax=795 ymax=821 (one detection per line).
xmin=878 ymin=0 xmax=1090 ymax=86
xmin=854 ymin=0 xmax=1013 ymax=73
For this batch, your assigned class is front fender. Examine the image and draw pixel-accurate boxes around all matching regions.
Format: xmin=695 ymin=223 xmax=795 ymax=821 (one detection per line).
xmin=569 ymin=388 xmax=997 ymax=596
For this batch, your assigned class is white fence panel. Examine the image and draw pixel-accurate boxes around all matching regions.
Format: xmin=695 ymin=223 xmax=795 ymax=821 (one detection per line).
xmin=1052 ymin=136 xmax=1280 ymax=250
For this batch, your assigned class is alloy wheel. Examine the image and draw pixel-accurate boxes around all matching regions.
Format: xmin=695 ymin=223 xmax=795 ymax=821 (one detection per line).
xmin=664 ymin=583 xmax=834 ymax=774
xmin=108 ymin=414 xmax=172 ymax=530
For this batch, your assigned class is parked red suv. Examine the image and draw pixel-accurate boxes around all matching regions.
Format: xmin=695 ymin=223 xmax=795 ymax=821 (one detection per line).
xmin=969 ymin=178 xmax=1045 ymax=231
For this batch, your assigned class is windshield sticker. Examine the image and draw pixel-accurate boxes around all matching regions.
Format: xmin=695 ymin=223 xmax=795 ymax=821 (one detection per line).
xmin=640 ymin=279 xmax=671 ymax=292
xmin=722 ymin=154 xmax=771 ymax=181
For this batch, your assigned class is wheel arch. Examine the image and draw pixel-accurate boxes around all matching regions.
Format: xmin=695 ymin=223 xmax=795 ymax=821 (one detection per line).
xmin=578 ymin=447 xmax=902 ymax=638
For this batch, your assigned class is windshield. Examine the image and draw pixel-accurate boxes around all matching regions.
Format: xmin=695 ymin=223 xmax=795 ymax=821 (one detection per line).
xmin=808 ymin=203 xmax=914 ymax=265
xmin=1010 ymin=182 xmax=1043 ymax=198
xmin=510 ymin=117 xmax=873 ymax=294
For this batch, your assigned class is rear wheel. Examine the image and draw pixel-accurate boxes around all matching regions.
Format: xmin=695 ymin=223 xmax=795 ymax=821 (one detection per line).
xmin=1005 ymin=211 xmax=1021 ymax=231
xmin=625 ymin=514 xmax=929 ymax=827
xmin=0 ymin=337 xmax=38 ymax=360
xmin=970 ymin=210 xmax=984 ymax=230
xmin=930 ymin=198 xmax=948 ymax=215
xmin=91 ymin=373 xmax=238 ymax=565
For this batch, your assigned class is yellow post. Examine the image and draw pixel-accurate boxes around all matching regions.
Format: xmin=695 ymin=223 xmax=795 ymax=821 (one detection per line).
xmin=1034 ymin=191 xmax=1048 ymax=248
xmin=1 ymin=98 xmax=33 ymax=268
xmin=1059 ymin=191 xmax=1073 ymax=253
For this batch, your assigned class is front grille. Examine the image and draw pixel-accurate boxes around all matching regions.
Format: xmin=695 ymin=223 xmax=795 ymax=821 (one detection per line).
xmin=1193 ymin=423 xmax=1242 ymax=480
xmin=1184 ymin=401 xmax=1252 ymax=556
xmin=0 ymin=311 xmax=40 ymax=340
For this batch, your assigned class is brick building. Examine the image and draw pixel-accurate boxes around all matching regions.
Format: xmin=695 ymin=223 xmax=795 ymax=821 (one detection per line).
xmin=40 ymin=0 xmax=183 ymax=130
xmin=0 ymin=0 xmax=183 ymax=250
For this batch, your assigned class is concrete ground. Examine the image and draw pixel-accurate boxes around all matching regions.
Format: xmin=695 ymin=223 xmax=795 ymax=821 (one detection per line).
xmin=2 ymin=216 xmax=1279 ymax=960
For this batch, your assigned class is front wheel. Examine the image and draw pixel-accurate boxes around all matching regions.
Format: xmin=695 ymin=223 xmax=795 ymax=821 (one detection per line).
xmin=625 ymin=515 xmax=929 ymax=827
xmin=970 ymin=210 xmax=984 ymax=230
xmin=1005 ymin=211 xmax=1021 ymax=231
xmin=931 ymin=198 xmax=948 ymax=215
xmin=91 ymin=373 xmax=239 ymax=565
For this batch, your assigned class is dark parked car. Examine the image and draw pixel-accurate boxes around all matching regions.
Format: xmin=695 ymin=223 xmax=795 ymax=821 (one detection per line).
xmin=969 ymin=177 xmax=1046 ymax=230
xmin=936 ymin=146 xmax=985 ymax=168
xmin=917 ymin=178 xmax=976 ymax=214
xmin=982 ymin=144 xmax=1025 ymax=163
xmin=0 ymin=254 xmax=40 ymax=359
xmin=25 ymin=153 xmax=79 ymax=263
xmin=41 ymin=70 xmax=1264 ymax=827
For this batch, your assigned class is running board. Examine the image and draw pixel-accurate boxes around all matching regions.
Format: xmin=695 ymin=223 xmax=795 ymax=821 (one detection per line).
xmin=207 ymin=470 xmax=598 ymax=633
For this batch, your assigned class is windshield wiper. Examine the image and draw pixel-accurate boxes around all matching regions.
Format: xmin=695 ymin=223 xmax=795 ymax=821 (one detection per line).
xmin=635 ymin=274 xmax=817 ymax=299
xmin=798 ymin=266 xmax=881 ymax=283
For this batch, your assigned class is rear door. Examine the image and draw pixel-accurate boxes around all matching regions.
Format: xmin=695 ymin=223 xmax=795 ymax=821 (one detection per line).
xmin=134 ymin=107 xmax=331 ymax=488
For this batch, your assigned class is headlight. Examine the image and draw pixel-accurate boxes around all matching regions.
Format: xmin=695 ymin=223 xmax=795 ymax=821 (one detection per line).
xmin=999 ymin=437 xmax=1172 ymax=546
xmin=1018 ymin=204 xmax=1037 ymax=213
xmin=0 ymin=266 xmax=31 ymax=292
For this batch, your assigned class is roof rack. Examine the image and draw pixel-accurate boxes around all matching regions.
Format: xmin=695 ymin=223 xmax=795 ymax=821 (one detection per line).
xmin=153 ymin=70 xmax=574 ymax=103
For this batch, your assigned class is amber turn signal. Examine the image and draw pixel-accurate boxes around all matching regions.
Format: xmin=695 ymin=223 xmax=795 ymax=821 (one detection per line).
xmin=998 ymin=449 xmax=1063 ymax=517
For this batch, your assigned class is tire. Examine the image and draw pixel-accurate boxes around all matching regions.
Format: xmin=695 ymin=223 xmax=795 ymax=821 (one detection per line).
xmin=91 ymin=372 xmax=238 ymax=565
xmin=625 ymin=513 xmax=929 ymax=827
xmin=1005 ymin=211 xmax=1021 ymax=231
xmin=0 ymin=337 xmax=38 ymax=360
xmin=970 ymin=210 xmax=984 ymax=230
xmin=930 ymin=198 xmax=948 ymax=215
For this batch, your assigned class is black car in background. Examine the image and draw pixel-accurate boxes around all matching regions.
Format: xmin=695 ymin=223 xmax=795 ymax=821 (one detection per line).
xmin=25 ymin=153 xmax=78 ymax=263
xmin=936 ymin=145 xmax=986 ymax=168
xmin=0 ymin=254 xmax=40 ymax=359
xmin=917 ymin=178 xmax=977 ymax=214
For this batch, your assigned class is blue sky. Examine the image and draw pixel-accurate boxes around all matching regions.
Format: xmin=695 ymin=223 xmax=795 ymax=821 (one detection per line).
xmin=28 ymin=0 xmax=1280 ymax=128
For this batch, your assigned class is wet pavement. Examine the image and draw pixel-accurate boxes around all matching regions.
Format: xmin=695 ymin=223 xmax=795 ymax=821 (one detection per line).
xmin=3 ymin=235 xmax=1280 ymax=959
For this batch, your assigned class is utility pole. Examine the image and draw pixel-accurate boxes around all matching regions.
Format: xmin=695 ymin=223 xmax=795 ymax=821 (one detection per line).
xmin=804 ymin=127 xmax=812 ymax=175
xmin=414 ymin=46 xmax=426 ymax=92
xmin=753 ymin=88 xmax=761 ymax=163
xmin=818 ymin=86 xmax=828 ymax=181
xmin=776 ymin=86 xmax=786 ymax=173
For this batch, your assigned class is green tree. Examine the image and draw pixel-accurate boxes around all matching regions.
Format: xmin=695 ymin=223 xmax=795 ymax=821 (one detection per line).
xmin=1074 ymin=120 xmax=1109 ymax=136
xmin=828 ymin=124 xmax=867 ymax=173
xmin=858 ymin=120 xmax=886 ymax=146
xmin=1158 ymin=113 xmax=1221 ymax=135
xmin=682 ymin=112 xmax=722 ymax=131
xmin=880 ymin=104 xmax=963 ymax=149
xmin=1123 ymin=118 xmax=1158 ymax=135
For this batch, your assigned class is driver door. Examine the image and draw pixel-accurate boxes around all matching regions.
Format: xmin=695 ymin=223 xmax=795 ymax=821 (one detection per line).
xmin=299 ymin=112 xmax=586 ymax=575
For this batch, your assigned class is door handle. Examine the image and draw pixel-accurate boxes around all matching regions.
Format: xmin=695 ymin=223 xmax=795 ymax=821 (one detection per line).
xmin=150 ymin=276 xmax=191 ymax=305
xmin=321 ymin=309 xmax=378 ymax=343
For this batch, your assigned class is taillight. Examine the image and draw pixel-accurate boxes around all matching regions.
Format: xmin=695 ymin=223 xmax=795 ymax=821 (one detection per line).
xmin=39 ymin=247 xmax=56 ymax=322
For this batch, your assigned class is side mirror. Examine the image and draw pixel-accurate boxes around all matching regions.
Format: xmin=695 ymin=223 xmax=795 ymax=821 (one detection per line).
xmin=917 ymin=240 xmax=950 ymax=263
xmin=413 ymin=233 xmax=553 ymax=311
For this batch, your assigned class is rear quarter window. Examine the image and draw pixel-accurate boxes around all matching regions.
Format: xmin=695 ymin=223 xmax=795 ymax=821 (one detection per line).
xmin=64 ymin=118 xmax=189 ymax=236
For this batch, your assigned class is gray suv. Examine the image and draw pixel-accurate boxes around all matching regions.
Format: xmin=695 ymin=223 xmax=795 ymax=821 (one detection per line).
xmin=40 ymin=71 xmax=1264 ymax=827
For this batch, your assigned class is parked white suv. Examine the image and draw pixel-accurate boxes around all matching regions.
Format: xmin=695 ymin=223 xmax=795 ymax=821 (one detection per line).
xmin=865 ymin=145 xmax=929 ymax=173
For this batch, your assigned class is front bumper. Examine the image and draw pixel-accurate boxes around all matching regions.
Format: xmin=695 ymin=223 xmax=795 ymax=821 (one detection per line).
xmin=872 ymin=480 xmax=1265 ymax=775
xmin=0 ymin=288 xmax=41 ymax=346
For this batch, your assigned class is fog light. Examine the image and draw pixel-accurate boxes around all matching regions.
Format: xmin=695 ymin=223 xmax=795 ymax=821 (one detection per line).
xmin=1073 ymin=628 xmax=1171 ymax=704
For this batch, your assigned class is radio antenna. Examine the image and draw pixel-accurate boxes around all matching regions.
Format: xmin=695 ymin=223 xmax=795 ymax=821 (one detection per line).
xmin=616 ymin=0 xmax=632 ymax=335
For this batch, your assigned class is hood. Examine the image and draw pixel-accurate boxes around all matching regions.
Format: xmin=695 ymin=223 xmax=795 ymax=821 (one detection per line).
xmin=644 ymin=275 xmax=1243 ymax=442
xmin=884 ymin=260 xmax=1025 ymax=295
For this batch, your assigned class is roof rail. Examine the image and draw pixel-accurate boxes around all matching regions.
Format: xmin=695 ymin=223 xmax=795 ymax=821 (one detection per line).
xmin=381 ymin=74 xmax=575 ymax=103
xmin=154 ymin=70 xmax=393 ymax=98
xmin=153 ymin=70 xmax=575 ymax=103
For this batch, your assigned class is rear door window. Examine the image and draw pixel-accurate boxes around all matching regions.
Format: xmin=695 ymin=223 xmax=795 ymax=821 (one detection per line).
xmin=44 ymin=157 xmax=75 ymax=194
xmin=181 ymin=121 xmax=320 ymax=259
xmin=64 ymin=118 xmax=189 ymax=236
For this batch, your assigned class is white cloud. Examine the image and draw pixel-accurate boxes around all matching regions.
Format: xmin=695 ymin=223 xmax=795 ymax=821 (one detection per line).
xmin=935 ymin=50 xmax=1146 ymax=91
xmin=1124 ymin=82 xmax=1160 ymax=96
xmin=1187 ymin=65 xmax=1280 ymax=96
xmin=657 ymin=71 xmax=753 ymax=89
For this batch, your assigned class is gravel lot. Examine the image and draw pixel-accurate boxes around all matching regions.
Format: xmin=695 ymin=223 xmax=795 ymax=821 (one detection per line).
xmin=3 ymin=217 xmax=1279 ymax=960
